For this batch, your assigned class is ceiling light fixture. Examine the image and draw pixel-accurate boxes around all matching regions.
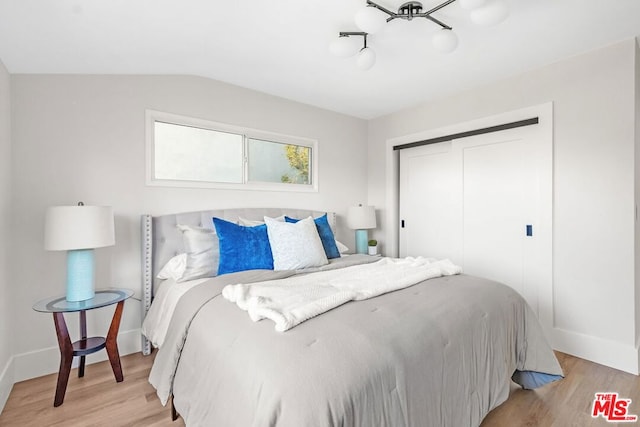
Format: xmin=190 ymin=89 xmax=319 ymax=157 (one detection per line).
xmin=331 ymin=0 xmax=510 ymax=70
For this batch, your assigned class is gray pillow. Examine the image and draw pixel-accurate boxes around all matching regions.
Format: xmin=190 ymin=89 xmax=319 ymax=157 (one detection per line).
xmin=177 ymin=224 xmax=219 ymax=281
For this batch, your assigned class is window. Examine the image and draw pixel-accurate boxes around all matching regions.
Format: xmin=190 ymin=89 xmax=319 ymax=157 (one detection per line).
xmin=146 ymin=110 xmax=317 ymax=191
xmin=248 ymin=138 xmax=311 ymax=185
xmin=154 ymin=122 xmax=244 ymax=184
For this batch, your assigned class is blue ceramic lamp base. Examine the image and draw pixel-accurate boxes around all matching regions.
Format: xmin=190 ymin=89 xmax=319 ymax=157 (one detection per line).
xmin=66 ymin=249 xmax=96 ymax=302
xmin=355 ymin=229 xmax=369 ymax=255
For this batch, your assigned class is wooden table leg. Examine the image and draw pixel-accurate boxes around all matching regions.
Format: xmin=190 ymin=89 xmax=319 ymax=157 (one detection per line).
xmin=78 ymin=310 xmax=87 ymax=378
xmin=52 ymin=312 xmax=73 ymax=407
xmin=171 ymin=394 xmax=179 ymax=421
xmin=105 ymin=300 xmax=125 ymax=382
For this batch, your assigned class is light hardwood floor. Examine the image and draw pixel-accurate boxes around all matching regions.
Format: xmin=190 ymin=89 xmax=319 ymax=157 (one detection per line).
xmin=0 ymin=352 xmax=184 ymax=427
xmin=0 ymin=351 xmax=638 ymax=426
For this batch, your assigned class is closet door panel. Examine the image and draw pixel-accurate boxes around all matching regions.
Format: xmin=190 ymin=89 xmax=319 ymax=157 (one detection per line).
xmin=461 ymin=137 xmax=529 ymax=308
xmin=399 ymin=142 xmax=462 ymax=262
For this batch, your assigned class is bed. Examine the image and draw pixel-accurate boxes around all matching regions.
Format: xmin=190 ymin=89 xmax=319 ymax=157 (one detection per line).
xmin=141 ymin=207 xmax=563 ymax=426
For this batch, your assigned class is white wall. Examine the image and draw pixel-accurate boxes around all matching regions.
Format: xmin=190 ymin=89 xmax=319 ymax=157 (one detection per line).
xmin=0 ymin=59 xmax=13 ymax=409
xmin=368 ymin=39 xmax=639 ymax=374
xmin=9 ymin=75 xmax=368 ymax=382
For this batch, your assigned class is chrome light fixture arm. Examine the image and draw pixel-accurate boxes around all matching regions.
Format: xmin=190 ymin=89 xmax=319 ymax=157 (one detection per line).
xmin=364 ymin=0 xmax=397 ymax=18
xmin=337 ymin=31 xmax=369 ymax=50
xmin=339 ymin=31 xmax=368 ymax=43
xmin=365 ymin=0 xmax=456 ymax=29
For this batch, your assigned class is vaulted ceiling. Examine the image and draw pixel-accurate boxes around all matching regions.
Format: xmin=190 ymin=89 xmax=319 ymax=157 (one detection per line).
xmin=1 ymin=0 xmax=639 ymax=119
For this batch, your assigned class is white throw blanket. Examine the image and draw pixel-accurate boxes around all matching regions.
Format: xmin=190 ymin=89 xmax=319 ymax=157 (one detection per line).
xmin=222 ymin=257 xmax=462 ymax=331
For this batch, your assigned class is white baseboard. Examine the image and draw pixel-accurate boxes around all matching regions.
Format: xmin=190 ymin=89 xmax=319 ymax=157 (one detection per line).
xmin=12 ymin=328 xmax=142 ymax=383
xmin=0 ymin=355 xmax=14 ymax=415
xmin=553 ymin=327 xmax=639 ymax=375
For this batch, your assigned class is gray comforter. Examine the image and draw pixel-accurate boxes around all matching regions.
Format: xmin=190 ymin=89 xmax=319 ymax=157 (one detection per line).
xmin=149 ymin=258 xmax=562 ymax=426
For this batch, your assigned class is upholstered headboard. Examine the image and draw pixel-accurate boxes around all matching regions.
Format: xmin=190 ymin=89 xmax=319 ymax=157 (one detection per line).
xmin=140 ymin=208 xmax=336 ymax=355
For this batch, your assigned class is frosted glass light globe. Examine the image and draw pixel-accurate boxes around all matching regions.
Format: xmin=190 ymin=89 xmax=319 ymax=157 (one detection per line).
xmin=459 ymin=0 xmax=486 ymax=10
xmin=432 ymin=29 xmax=458 ymax=53
xmin=470 ymin=0 xmax=509 ymax=26
xmin=329 ymin=36 xmax=361 ymax=57
xmin=357 ymin=47 xmax=376 ymax=70
xmin=354 ymin=6 xmax=387 ymax=34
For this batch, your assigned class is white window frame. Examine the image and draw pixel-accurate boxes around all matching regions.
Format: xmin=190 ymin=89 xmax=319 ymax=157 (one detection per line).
xmin=145 ymin=110 xmax=318 ymax=192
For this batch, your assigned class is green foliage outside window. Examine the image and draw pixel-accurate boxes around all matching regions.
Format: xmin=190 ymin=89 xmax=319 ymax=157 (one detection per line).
xmin=281 ymin=144 xmax=310 ymax=184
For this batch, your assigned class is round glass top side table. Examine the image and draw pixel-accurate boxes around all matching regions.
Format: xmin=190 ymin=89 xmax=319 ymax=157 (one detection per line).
xmin=33 ymin=288 xmax=134 ymax=407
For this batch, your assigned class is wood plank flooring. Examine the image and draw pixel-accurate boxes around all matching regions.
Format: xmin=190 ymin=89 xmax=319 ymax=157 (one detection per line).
xmin=481 ymin=351 xmax=640 ymax=427
xmin=0 ymin=351 xmax=638 ymax=426
xmin=0 ymin=352 xmax=184 ymax=427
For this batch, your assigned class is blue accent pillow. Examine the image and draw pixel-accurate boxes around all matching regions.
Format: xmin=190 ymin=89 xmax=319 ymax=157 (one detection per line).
xmin=285 ymin=213 xmax=340 ymax=259
xmin=213 ymin=217 xmax=274 ymax=275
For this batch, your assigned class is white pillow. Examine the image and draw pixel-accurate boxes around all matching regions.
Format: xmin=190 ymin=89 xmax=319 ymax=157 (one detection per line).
xmin=238 ymin=215 xmax=284 ymax=226
xmin=264 ymin=216 xmax=328 ymax=270
xmin=157 ymin=253 xmax=187 ymax=281
xmin=177 ymin=224 xmax=219 ymax=281
xmin=335 ymin=240 xmax=349 ymax=254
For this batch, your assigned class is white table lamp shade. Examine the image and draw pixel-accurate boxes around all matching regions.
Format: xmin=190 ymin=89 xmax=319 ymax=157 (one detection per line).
xmin=45 ymin=206 xmax=115 ymax=251
xmin=346 ymin=205 xmax=377 ymax=230
xmin=347 ymin=205 xmax=376 ymax=254
xmin=45 ymin=205 xmax=115 ymax=301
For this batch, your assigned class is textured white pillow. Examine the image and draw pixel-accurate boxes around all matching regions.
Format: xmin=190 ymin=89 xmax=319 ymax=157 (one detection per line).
xmin=157 ymin=253 xmax=187 ymax=280
xmin=264 ymin=216 xmax=328 ymax=270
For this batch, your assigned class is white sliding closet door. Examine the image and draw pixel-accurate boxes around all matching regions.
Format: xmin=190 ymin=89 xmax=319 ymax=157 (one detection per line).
xmin=398 ymin=141 xmax=462 ymax=263
xmin=399 ymin=123 xmax=551 ymax=316
xmin=459 ymin=127 xmax=541 ymax=313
